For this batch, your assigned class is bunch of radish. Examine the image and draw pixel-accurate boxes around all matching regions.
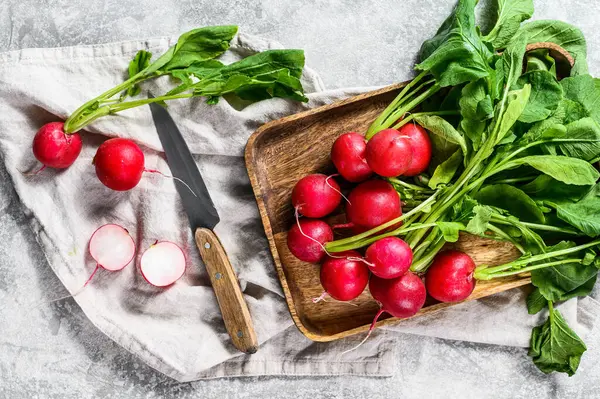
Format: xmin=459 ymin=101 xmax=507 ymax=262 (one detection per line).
xmin=287 ymin=123 xmax=479 ymax=345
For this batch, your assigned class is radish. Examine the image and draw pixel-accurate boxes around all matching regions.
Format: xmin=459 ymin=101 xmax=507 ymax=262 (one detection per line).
xmin=93 ymin=138 xmax=196 ymax=193
xmin=346 ymin=179 xmax=402 ymax=231
xmin=365 ymin=128 xmax=413 ymax=177
xmin=330 ymin=132 xmax=373 ymax=182
xmin=369 ymin=272 xmax=426 ymax=319
xmin=425 ymin=250 xmax=476 ymax=303
xmin=317 ymin=250 xmax=370 ymax=301
xmin=94 ymin=138 xmax=145 ymax=191
xmin=287 ymin=219 xmax=334 ymax=263
xmin=89 ymin=224 xmax=137 ymax=271
xmin=140 ymin=241 xmax=187 ymax=287
xmin=32 ymin=122 xmax=82 ymax=170
xmin=342 ymin=272 xmax=426 ymax=354
xmin=38 ymin=224 xmax=135 ymax=306
xmin=291 ymin=174 xmax=342 ymax=218
xmin=364 ymin=237 xmax=413 ymax=279
xmin=400 ymin=123 xmax=432 ymax=176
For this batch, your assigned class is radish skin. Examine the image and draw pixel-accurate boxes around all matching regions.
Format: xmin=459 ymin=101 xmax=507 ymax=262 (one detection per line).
xmin=400 ymin=123 xmax=432 ymax=176
xmin=291 ymin=174 xmax=342 ymax=218
xmin=331 ymin=132 xmax=373 ymax=182
xmin=94 ymin=138 xmax=145 ymax=191
xmin=369 ymin=272 xmax=426 ymax=318
xmin=319 ymin=250 xmax=369 ymax=301
xmin=425 ymin=250 xmax=476 ymax=303
xmin=140 ymin=241 xmax=186 ymax=287
xmin=365 ymin=129 xmax=413 ymax=177
xmin=32 ymin=122 xmax=82 ymax=169
xmin=346 ymin=179 xmax=402 ymax=231
xmin=287 ymin=219 xmax=334 ymax=263
xmin=364 ymin=237 xmax=413 ymax=279
xmin=342 ymin=272 xmax=426 ymax=354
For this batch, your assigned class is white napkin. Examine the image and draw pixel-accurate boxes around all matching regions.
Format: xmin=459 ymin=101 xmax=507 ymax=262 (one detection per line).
xmin=0 ymin=33 xmax=597 ymax=382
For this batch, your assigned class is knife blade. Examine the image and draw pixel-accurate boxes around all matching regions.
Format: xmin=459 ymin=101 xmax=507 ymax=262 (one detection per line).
xmin=149 ymin=101 xmax=258 ymax=354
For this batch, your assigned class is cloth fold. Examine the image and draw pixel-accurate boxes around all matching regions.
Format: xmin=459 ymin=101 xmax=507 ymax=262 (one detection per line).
xmin=0 ymin=33 xmax=597 ymax=382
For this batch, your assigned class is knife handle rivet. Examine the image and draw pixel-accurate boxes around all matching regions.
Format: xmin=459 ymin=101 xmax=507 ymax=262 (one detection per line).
xmin=204 ymin=242 xmax=211 ymax=249
xmin=215 ymin=272 xmax=223 ymax=280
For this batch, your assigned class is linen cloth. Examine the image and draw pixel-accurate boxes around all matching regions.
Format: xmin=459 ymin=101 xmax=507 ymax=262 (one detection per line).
xmin=0 ymin=33 xmax=597 ymax=382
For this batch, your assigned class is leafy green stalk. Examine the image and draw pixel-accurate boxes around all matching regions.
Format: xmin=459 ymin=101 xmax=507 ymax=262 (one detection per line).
xmin=63 ymin=26 xmax=308 ymax=133
xmin=474 ymin=239 xmax=600 ymax=279
xmin=476 ymin=259 xmax=583 ymax=280
xmin=366 ymin=83 xmax=441 ymax=138
xmin=64 ymin=25 xmax=239 ymax=133
xmin=529 ymin=301 xmax=587 ymax=376
xmin=324 ymin=191 xmax=439 ymax=252
xmin=391 ymin=110 xmax=460 ymax=130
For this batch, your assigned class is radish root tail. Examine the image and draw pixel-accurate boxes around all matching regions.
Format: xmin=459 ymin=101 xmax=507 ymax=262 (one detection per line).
xmin=31 ymin=264 xmax=101 ymax=308
xmin=312 ymin=292 xmax=328 ymax=303
xmin=331 ymin=222 xmax=354 ymax=230
xmin=346 ymin=256 xmax=375 ymax=267
xmin=325 ymin=174 xmax=351 ymax=205
xmin=82 ymin=264 xmax=100 ymax=287
xmin=312 ymin=292 xmax=360 ymax=307
xmin=340 ymin=308 xmax=385 ymax=356
xmin=145 ymin=168 xmax=198 ymax=198
xmin=20 ymin=165 xmax=46 ymax=176
xmin=295 ymin=206 xmax=335 ymax=258
xmin=294 ymin=207 xmax=360 ymax=261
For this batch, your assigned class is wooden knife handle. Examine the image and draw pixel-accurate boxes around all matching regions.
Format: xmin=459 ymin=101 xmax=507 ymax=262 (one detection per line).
xmin=195 ymin=228 xmax=258 ymax=354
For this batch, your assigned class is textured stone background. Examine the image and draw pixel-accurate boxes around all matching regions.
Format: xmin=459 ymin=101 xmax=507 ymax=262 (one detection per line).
xmin=2 ymin=0 xmax=600 ymax=398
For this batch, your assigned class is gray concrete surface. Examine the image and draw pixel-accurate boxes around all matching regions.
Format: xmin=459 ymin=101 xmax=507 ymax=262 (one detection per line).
xmin=2 ymin=0 xmax=600 ymax=398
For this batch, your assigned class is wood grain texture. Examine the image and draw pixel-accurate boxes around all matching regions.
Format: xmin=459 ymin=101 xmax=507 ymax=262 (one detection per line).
xmin=195 ymin=228 xmax=258 ymax=353
xmin=245 ymin=82 xmax=530 ymax=342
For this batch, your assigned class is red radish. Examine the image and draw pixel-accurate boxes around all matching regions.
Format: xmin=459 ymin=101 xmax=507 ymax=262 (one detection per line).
xmin=89 ymin=224 xmax=136 ymax=271
xmin=365 ymin=128 xmax=413 ymax=177
xmin=342 ymin=272 xmax=426 ymax=354
xmin=425 ymin=250 xmax=476 ymax=303
xmin=400 ymin=123 xmax=432 ymax=176
xmin=365 ymin=237 xmax=413 ymax=279
xmin=287 ymin=219 xmax=333 ymax=263
xmin=40 ymin=224 xmax=135 ymax=305
xmin=93 ymin=138 xmax=196 ymax=193
xmin=319 ymin=250 xmax=369 ymax=301
xmin=140 ymin=241 xmax=187 ymax=287
xmin=330 ymin=132 xmax=373 ymax=182
xmin=94 ymin=138 xmax=145 ymax=191
xmin=85 ymin=223 xmax=136 ymax=285
xmin=369 ymin=272 xmax=426 ymax=318
xmin=346 ymin=179 xmax=402 ymax=231
xmin=291 ymin=174 xmax=342 ymax=218
xmin=32 ymin=122 xmax=82 ymax=169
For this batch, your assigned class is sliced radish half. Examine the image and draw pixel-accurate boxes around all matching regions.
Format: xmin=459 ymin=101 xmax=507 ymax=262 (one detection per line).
xmin=89 ymin=224 xmax=136 ymax=271
xmin=140 ymin=241 xmax=186 ymax=287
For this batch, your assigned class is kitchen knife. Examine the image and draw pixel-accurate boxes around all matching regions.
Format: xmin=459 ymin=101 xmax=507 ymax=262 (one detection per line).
xmin=149 ymin=101 xmax=258 ymax=354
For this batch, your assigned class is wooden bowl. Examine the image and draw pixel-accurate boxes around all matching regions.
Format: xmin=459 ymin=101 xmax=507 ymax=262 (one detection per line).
xmin=245 ymin=82 xmax=530 ymax=342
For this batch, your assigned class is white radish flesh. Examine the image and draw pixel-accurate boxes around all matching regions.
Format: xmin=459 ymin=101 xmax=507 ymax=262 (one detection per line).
xmin=140 ymin=241 xmax=186 ymax=287
xmin=89 ymin=224 xmax=136 ymax=271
